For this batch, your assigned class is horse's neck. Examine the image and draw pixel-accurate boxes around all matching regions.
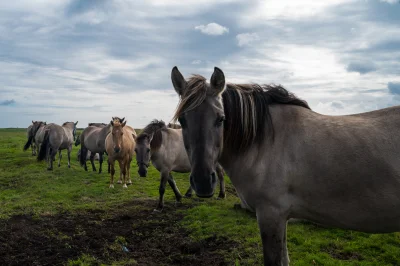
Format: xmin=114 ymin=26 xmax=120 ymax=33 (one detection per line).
xmin=100 ymin=125 xmax=112 ymax=138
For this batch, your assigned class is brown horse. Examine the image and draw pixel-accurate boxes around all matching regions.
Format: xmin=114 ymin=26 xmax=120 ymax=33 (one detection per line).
xmin=105 ymin=118 xmax=136 ymax=188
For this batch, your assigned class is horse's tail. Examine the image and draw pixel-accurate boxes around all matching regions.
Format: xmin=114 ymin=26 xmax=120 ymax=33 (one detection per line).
xmin=37 ymin=130 xmax=50 ymax=161
xmin=79 ymin=135 xmax=88 ymax=166
xmin=23 ymin=135 xmax=34 ymax=151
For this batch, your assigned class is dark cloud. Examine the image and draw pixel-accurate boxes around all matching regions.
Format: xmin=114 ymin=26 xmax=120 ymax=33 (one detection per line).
xmin=346 ymin=62 xmax=377 ymax=74
xmin=388 ymin=82 xmax=400 ymax=95
xmin=0 ymin=99 xmax=16 ymax=106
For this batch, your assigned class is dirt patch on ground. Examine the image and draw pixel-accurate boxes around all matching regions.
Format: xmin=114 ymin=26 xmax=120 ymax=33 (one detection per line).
xmin=0 ymin=200 xmax=236 ymax=266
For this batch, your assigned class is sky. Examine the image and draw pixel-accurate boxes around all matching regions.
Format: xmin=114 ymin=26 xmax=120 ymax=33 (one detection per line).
xmin=0 ymin=0 xmax=400 ymax=128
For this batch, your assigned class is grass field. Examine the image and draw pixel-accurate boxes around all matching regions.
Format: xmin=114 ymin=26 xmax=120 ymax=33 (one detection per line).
xmin=0 ymin=128 xmax=399 ymax=265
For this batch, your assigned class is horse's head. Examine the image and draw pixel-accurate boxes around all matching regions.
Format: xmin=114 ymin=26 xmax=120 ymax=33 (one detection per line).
xmin=135 ymin=133 xmax=152 ymax=177
xmin=110 ymin=119 xmax=126 ymax=153
xmin=171 ymin=66 xmax=225 ymax=198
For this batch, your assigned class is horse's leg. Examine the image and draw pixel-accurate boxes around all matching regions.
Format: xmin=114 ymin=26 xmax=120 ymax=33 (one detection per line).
xmin=216 ymin=164 xmax=226 ymax=199
xmin=67 ymin=145 xmax=72 ymax=168
xmin=155 ymin=171 xmax=169 ymax=212
xmin=282 ymin=221 xmax=290 ymax=265
xmin=109 ymin=159 xmax=115 ymax=188
xmin=184 ymin=186 xmax=193 ymax=198
xmin=118 ymin=160 xmax=127 ymax=188
xmin=49 ymin=148 xmax=56 ymax=171
xmin=127 ymin=156 xmax=132 ymax=184
xmin=108 ymin=161 xmax=110 ymax=174
xmin=32 ymin=142 xmax=36 ymax=156
xmin=90 ymin=153 xmax=96 ymax=172
xmin=167 ymin=173 xmax=182 ymax=203
xmin=58 ymin=150 xmax=62 ymax=167
xmin=98 ymin=152 xmax=103 ymax=174
xmin=256 ymin=206 xmax=287 ymax=266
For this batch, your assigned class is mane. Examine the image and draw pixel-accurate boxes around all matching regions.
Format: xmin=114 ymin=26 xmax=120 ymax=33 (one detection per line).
xmin=173 ymin=75 xmax=310 ymax=153
xmin=136 ymin=120 xmax=167 ymax=150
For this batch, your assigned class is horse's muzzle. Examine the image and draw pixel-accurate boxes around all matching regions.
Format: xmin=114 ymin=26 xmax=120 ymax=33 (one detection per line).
xmin=190 ymin=172 xmax=216 ymax=198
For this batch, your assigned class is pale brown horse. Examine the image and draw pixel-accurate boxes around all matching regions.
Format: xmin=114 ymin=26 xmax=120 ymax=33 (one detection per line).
xmin=105 ymin=118 xmax=136 ymax=188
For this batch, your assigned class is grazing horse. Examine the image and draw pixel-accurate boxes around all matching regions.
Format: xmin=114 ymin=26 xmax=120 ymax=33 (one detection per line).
xmin=24 ymin=121 xmax=46 ymax=156
xmin=136 ymin=120 xmax=226 ymax=211
xmin=37 ymin=121 xmax=78 ymax=170
xmin=171 ymin=66 xmax=400 ymax=266
xmin=105 ymin=118 xmax=136 ymax=188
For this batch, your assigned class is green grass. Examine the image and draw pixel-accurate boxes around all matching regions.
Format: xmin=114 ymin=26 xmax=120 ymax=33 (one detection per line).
xmin=1 ymin=128 xmax=400 ymax=265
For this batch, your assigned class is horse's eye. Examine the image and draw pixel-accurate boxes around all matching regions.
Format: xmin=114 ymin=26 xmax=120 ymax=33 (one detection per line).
xmin=216 ymin=116 xmax=225 ymax=127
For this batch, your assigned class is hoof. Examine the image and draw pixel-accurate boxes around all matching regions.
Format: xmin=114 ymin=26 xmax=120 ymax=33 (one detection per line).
xmin=123 ymin=184 xmax=128 ymax=188
xmin=47 ymin=167 xmax=53 ymax=171
xmin=117 ymin=180 xmax=122 ymax=184
xmin=109 ymin=184 xmax=114 ymax=188
xmin=127 ymin=180 xmax=132 ymax=185
xmin=68 ymin=165 xmax=71 ymax=168
xmin=153 ymin=208 xmax=162 ymax=213
xmin=216 ymin=194 xmax=226 ymax=200
xmin=174 ymin=201 xmax=182 ymax=207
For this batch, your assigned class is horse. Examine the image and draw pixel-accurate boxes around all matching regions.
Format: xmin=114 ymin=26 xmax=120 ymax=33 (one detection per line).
xmin=171 ymin=66 xmax=400 ymax=265
xmin=105 ymin=118 xmax=136 ymax=188
xmin=37 ymin=121 xmax=78 ymax=170
xmin=79 ymin=121 xmax=113 ymax=173
xmin=136 ymin=119 xmax=226 ymax=211
xmin=75 ymin=134 xmax=100 ymax=162
xmin=24 ymin=121 xmax=46 ymax=156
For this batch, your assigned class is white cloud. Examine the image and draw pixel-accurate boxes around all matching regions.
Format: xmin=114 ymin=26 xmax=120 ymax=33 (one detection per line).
xmin=194 ymin=23 xmax=229 ymax=36
xmin=236 ymin=33 xmax=260 ymax=47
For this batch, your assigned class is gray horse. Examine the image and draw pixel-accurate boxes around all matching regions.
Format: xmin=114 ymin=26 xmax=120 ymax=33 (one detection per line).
xmin=171 ymin=66 xmax=400 ymax=266
xmin=37 ymin=121 xmax=78 ymax=170
xmin=24 ymin=121 xmax=46 ymax=156
xmin=80 ymin=121 xmax=114 ymax=173
xmin=136 ymin=120 xmax=226 ymax=212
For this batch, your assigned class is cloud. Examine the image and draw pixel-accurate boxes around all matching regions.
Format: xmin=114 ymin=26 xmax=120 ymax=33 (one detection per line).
xmin=191 ymin=60 xmax=202 ymax=64
xmin=194 ymin=23 xmax=229 ymax=36
xmin=236 ymin=33 xmax=260 ymax=47
xmin=388 ymin=82 xmax=400 ymax=94
xmin=0 ymin=99 xmax=16 ymax=106
xmin=346 ymin=62 xmax=377 ymax=74
xmin=380 ymin=0 xmax=399 ymax=4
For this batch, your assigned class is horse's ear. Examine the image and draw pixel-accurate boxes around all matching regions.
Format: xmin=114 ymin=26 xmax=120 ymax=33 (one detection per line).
xmin=121 ymin=121 xmax=126 ymax=127
xmin=120 ymin=117 xmax=125 ymax=123
xmin=210 ymin=67 xmax=225 ymax=94
xmin=32 ymin=120 xmax=34 ymax=124
xmin=44 ymin=122 xmax=47 ymax=125
xmin=110 ymin=120 xmax=114 ymax=126
xmin=75 ymin=121 xmax=78 ymax=126
xmin=171 ymin=66 xmax=187 ymax=96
